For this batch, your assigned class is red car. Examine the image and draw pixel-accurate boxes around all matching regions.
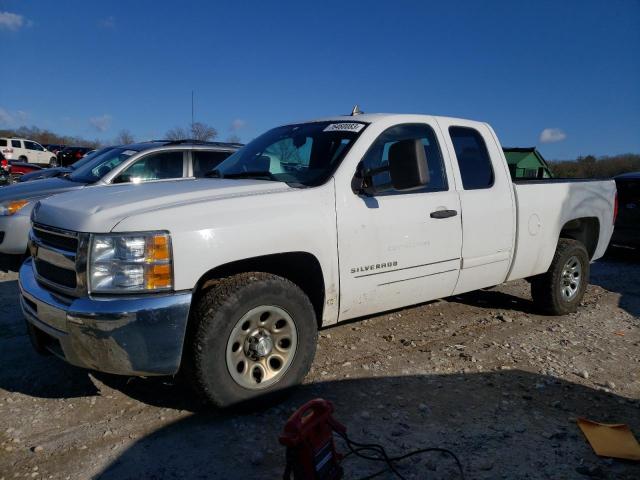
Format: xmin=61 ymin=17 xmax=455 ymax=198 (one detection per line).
xmin=1 ymin=157 xmax=42 ymax=185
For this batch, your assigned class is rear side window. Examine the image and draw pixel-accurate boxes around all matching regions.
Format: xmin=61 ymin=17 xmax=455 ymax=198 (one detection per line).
xmin=449 ymin=127 xmax=494 ymax=190
xmin=0 ymin=140 xmax=7 ymax=147
xmin=11 ymin=140 xmax=21 ymax=148
xmin=192 ymin=150 xmax=233 ymax=177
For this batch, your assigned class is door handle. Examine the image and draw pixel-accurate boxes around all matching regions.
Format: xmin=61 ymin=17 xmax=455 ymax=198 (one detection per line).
xmin=430 ymin=209 xmax=457 ymax=219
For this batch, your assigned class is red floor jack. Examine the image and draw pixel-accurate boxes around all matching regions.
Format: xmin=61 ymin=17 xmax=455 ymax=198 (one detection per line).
xmin=280 ymin=398 xmax=346 ymax=480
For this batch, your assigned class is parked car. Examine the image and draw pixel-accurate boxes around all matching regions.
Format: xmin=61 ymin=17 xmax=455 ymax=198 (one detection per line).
xmin=17 ymin=146 xmax=118 ymax=183
xmin=0 ymin=140 xmax=240 ymax=255
xmin=43 ymin=144 xmax=66 ymax=156
xmin=18 ymin=113 xmax=616 ymax=407
xmin=53 ymin=146 xmax=94 ymax=167
xmin=611 ymin=171 xmax=639 ymax=248
xmin=0 ymin=160 xmax=43 ymax=185
xmin=0 ymin=138 xmax=57 ymax=165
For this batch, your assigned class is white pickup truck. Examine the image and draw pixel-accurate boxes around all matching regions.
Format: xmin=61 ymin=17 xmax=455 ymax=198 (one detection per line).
xmin=19 ymin=113 xmax=616 ymax=407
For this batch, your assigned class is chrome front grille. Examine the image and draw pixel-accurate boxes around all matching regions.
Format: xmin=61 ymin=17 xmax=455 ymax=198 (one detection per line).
xmin=30 ymin=223 xmax=89 ymax=297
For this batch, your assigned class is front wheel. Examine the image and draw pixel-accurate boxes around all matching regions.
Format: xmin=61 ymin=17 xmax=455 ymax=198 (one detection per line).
xmin=531 ymin=239 xmax=590 ymax=315
xmin=49 ymin=157 xmax=58 ymax=167
xmin=183 ymin=272 xmax=318 ymax=407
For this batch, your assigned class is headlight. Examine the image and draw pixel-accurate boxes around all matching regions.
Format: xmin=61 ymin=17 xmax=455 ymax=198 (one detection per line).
xmin=0 ymin=199 xmax=29 ymax=216
xmin=89 ymin=232 xmax=173 ymax=293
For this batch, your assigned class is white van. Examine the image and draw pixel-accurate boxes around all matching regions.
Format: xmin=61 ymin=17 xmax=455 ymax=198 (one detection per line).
xmin=0 ymin=138 xmax=57 ymax=165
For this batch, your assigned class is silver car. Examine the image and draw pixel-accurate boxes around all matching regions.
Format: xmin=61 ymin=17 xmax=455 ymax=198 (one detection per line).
xmin=0 ymin=140 xmax=242 ymax=256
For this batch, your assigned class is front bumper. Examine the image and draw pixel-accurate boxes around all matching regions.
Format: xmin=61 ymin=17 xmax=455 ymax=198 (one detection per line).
xmin=0 ymin=212 xmax=31 ymax=254
xmin=19 ymin=259 xmax=192 ymax=376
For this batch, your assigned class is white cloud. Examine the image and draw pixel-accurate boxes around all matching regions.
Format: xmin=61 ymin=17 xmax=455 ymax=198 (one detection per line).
xmin=0 ymin=107 xmax=28 ymax=126
xmin=0 ymin=11 xmax=26 ymax=31
xmin=100 ymin=16 xmax=115 ymax=28
xmin=539 ymin=128 xmax=567 ymax=143
xmin=89 ymin=114 xmax=112 ymax=132
xmin=230 ymin=119 xmax=246 ymax=131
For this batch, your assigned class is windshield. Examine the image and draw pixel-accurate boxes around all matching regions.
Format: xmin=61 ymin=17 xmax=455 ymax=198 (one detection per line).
xmin=69 ymin=147 xmax=139 ymax=183
xmin=212 ymin=121 xmax=367 ymax=186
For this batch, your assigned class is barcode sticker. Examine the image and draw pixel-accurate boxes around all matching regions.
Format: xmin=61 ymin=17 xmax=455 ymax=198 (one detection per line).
xmin=323 ymin=123 xmax=365 ymax=133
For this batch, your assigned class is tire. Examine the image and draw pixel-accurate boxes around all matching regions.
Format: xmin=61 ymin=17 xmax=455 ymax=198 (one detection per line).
xmin=183 ymin=272 xmax=318 ymax=408
xmin=19 ymin=155 xmax=27 ymax=162
xmin=49 ymin=157 xmax=58 ymax=167
xmin=531 ymin=239 xmax=590 ymax=315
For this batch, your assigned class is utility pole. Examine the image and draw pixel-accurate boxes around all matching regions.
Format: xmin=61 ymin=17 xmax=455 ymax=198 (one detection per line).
xmin=191 ymin=91 xmax=194 ymax=132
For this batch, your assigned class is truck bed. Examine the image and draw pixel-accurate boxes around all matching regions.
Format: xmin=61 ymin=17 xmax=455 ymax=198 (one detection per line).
xmin=507 ymin=179 xmax=616 ymax=282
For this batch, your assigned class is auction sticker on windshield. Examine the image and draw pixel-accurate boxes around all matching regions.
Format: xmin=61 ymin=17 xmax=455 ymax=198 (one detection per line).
xmin=323 ymin=123 xmax=366 ymax=133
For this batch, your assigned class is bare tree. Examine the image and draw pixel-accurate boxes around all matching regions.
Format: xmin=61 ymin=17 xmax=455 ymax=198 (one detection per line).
xmin=165 ymin=126 xmax=189 ymax=141
xmin=190 ymin=122 xmax=218 ymax=141
xmin=114 ymin=129 xmax=135 ymax=145
xmin=164 ymin=122 xmax=217 ymax=141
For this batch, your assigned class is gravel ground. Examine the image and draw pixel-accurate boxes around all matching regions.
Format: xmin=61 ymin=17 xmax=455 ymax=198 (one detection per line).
xmin=0 ymin=250 xmax=638 ymax=479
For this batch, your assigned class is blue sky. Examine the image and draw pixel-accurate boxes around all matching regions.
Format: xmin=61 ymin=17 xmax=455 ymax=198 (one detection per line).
xmin=1 ymin=0 xmax=638 ymax=159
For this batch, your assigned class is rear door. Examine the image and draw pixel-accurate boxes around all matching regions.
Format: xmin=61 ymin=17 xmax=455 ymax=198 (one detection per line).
xmin=336 ymin=122 xmax=463 ymax=320
xmin=436 ymin=119 xmax=516 ymax=294
xmin=23 ymin=141 xmax=38 ymax=163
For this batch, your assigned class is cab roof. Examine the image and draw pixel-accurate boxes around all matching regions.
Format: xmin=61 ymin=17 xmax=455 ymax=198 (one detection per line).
xmin=301 ymin=112 xmax=486 ymax=125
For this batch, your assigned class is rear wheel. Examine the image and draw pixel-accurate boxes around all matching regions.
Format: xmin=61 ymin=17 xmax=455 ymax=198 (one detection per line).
xmin=19 ymin=155 xmax=27 ymax=162
xmin=183 ymin=272 xmax=318 ymax=407
xmin=531 ymin=239 xmax=590 ymax=315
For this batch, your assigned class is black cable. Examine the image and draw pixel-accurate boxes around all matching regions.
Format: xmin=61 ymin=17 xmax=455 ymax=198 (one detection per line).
xmin=336 ymin=431 xmax=406 ymax=479
xmin=335 ymin=430 xmax=465 ymax=480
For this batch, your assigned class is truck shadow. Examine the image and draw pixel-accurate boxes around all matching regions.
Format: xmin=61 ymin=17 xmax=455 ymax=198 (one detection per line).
xmin=448 ymin=287 xmax=538 ymax=315
xmin=590 ymin=247 xmax=640 ymax=318
xmin=96 ymin=370 xmax=640 ymax=480
xmin=0 ymin=253 xmax=24 ymax=273
xmin=0 ymin=276 xmax=100 ymax=398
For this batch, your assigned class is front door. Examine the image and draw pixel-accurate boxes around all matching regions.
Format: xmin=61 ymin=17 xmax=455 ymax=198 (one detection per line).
xmin=336 ymin=122 xmax=463 ymax=321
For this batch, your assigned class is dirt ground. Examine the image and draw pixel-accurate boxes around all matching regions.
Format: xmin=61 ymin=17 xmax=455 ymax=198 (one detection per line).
xmin=0 ymin=250 xmax=638 ymax=480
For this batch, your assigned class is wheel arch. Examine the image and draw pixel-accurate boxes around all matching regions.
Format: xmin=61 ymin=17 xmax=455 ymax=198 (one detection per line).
xmin=192 ymin=251 xmax=326 ymax=327
xmin=558 ymin=217 xmax=600 ymax=259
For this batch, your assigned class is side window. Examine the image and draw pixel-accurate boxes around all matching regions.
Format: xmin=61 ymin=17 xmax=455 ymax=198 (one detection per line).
xmin=0 ymin=140 xmax=7 ymax=147
xmin=361 ymin=123 xmax=448 ymax=194
xmin=449 ymin=127 xmax=494 ymax=190
xmin=192 ymin=150 xmax=233 ymax=177
xmin=24 ymin=141 xmax=36 ymax=150
xmin=12 ymin=140 xmax=21 ymax=148
xmin=116 ymin=151 xmax=184 ymax=183
xmin=33 ymin=143 xmax=44 ymax=151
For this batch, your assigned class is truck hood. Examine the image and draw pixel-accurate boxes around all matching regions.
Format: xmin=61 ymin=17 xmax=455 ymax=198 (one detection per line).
xmin=33 ymin=178 xmax=292 ymax=233
xmin=0 ymin=177 xmax=85 ymax=203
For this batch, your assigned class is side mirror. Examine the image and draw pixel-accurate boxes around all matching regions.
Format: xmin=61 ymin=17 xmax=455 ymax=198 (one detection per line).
xmin=351 ymin=161 xmax=376 ymax=196
xmin=388 ymin=139 xmax=429 ymax=191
